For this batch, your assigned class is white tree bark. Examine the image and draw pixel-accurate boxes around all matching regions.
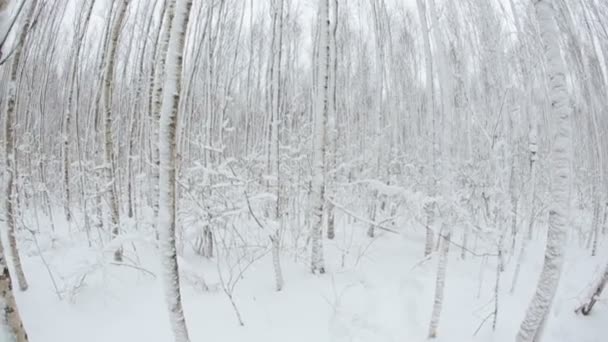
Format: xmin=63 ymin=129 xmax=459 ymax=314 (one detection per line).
xmin=269 ymin=0 xmax=285 ymax=291
xmin=428 ymin=230 xmax=450 ymax=338
xmin=157 ymin=0 xmax=193 ymax=340
xmin=0 ymin=2 xmax=37 ymax=340
xmin=416 ymin=0 xmax=437 ymax=257
xmin=152 ymin=0 xmax=173 ymax=230
xmin=310 ymin=0 xmax=330 ymax=274
xmin=103 ymin=0 xmax=130 ymax=262
xmin=516 ymin=1 xmax=572 ymax=341
xmin=64 ymin=0 xmax=96 ymax=225
xmin=367 ymin=0 xmax=384 ymax=239
xmin=3 ymin=0 xmax=38 ymax=293
xmin=326 ymin=0 xmax=338 ymax=240
xmin=0 ymin=235 xmax=28 ymax=342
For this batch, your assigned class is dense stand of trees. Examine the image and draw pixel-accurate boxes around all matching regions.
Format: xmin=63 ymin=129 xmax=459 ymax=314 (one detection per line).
xmin=1 ymin=0 xmax=608 ymax=341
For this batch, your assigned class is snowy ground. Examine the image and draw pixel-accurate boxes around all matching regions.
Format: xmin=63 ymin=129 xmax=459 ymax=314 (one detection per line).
xmin=10 ymin=211 xmax=608 ymax=342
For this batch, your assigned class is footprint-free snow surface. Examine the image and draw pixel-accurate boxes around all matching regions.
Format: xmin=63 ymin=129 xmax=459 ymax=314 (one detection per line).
xmin=12 ymin=215 xmax=608 ymax=342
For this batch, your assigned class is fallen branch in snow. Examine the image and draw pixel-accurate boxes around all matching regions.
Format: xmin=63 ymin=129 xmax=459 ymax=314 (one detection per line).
xmin=575 ymin=263 xmax=608 ymax=316
xmin=109 ymin=262 xmax=156 ymax=278
xmin=473 ymin=311 xmax=494 ymax=336
xmin=409 ymin=252 xmax=436 ymax=271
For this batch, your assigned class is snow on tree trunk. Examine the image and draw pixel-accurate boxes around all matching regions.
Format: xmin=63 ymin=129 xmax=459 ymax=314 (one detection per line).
xmin=152 ymin=0 xmax=173 ymax=232
xmin=3 ymin=0 xmax=38 ymax=293
xmin=270 ymin=232 xmax=284 ymax=291
xmin=428 ymin=229 xmax=450 ymax=338
xmin=1 ymin=0 xmax=37 ymax=326
xmin=269 ymin=0 xmax=285 ymax=292
xmin=64 ymin=0 xmax=96 ymax=226
xmin=103 ymin=0 xmax=130 ymax=262
xmin=157 ymin=0 xmax=193 ymax=340
xmin=310 ymin=0 xmax=330 ymax=274
xmin=326 ymin=0 xmax=338 ymax=240
xmin=0 ymin=238 xmax=28 ymax=342
xmin=417 ymin=0 xmax=437 ymax=257
xmin=590 ymin=194 xmax=600 ymax=256
xmin=367 ymin=0 xmax=384 ymax=239
xmin=516 ymin=1 xmax=572 ymax=341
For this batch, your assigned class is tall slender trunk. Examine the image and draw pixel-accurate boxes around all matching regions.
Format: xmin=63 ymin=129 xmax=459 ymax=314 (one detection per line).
xmin=64 ymin=0 xmax=96 ymax=227
xmin=310 ymin=0 xmax=330 ymax=274
xmin=326 ymin=0 xmax=338 ymax=240
xmin=428 ymin=229 xmax=450 ymax=338
xmin=417 ymin=0 xmax=437 ymax=257
xmin=516 ymin=1 xmax=572 ymax=340
xmin=4 ymin=0 xmax=38 ymax=293
xmin=367 ymin=0 xmax=382 ymax=239
xmin=269 ymin=0 xmax=285 ymax=291
xmin=157 ymin=0 xmax=193 ymax=340
xmin=152 ymin=0 xmax=172 ymax=231
xmin=103 ymin=0 xmax=130 ymax=262
xmin=127 ymin=0 xmax=158 ymax=220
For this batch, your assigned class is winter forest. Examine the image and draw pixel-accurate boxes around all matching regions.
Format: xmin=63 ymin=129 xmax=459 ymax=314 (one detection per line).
xmin=0 ymin=0 xmax=607 ymax=341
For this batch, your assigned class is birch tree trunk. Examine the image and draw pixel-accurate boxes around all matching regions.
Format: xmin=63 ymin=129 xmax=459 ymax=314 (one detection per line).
xmin=3 ymin=0 xmax=38 ymax=293
xmin=310 ymin=0 xmax=330 ymax=274
xmin=416 ymin=0 xmax=437 ymax=257
xmin=367 ymin=0 xmax=384 ymax=239
xmin=157 ymin=0 xmax=193 ymax=340
xmin=269 ymin=0 xmax=285 ymax=291
xmin=516 ymin=0 xmax=572 ymax=340
xmin=152 ymin=0 xmax=173 ymax=231
xmin=103 ymin=0 xmax=130 ymax=262
xmin=428 ymin=229 xmax=450 ymax=338
xmin=326 ymin=0 xmax=338 ymax=240
xmin=64 ymin=0 xmax=96 ymax=226
xmin=0 ymin=236 xmax=28 ymax=342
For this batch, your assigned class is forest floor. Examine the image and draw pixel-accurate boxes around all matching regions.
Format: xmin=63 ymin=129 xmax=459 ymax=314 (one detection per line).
xmin=10 ymin=210 xmax=608 ymax=342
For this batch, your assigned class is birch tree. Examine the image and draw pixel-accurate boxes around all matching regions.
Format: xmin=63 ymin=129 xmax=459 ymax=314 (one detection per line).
xmin=3 ymin=0 xmax=38 ymax=293
xmin=103 ymin=0 xmax=130 ymax=262
xmin=428 ymin=229 xmax=450 ymax=338
xmin=157 ymin=0 xmax=193 ymax=340
xmin=152 ymin=0 xmax=172 ymax=229
xmin=268 ymin=0 xmax=285 ymax=291
xmin=326 ymin=0 xmax=338 ymax=240
xmin=416 ymin=0 xmax=438 ymax=257
xmin=63 ymin=0 xmax=96 ymax=225
xmin=0 ymin=236 xmax=28 ymax=342
xmin=310 ymin=0 xmax=330 ymax=274
xmin=516 ymin=0 xmax=572 ymax=340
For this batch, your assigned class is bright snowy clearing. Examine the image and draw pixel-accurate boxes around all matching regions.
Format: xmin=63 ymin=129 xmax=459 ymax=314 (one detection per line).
xmin=13 ymin=211 xmax=608 ymax=341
